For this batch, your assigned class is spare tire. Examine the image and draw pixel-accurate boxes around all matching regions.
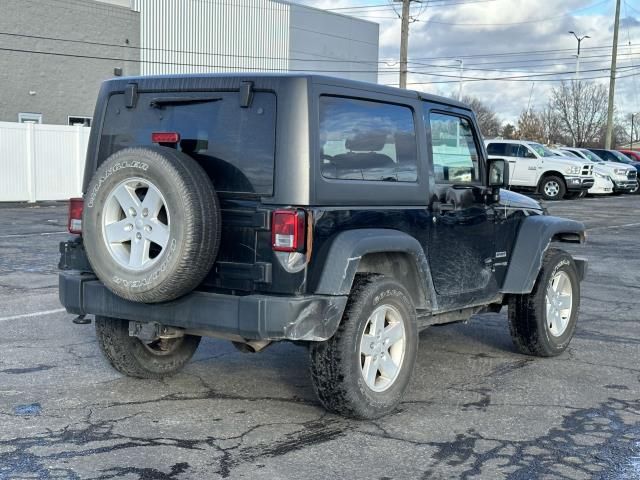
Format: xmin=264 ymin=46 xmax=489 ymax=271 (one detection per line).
xmin=83 ymin=146 xmax=220 ymax=303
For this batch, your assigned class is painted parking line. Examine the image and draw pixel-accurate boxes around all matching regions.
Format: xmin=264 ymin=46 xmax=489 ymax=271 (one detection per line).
xmin=0 ymin=308 xmax=67 ymax=323
xmin=0 ymin=231 xmax=67 ymax=239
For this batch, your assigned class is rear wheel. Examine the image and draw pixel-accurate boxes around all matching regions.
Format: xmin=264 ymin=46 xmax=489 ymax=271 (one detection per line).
xmin=309 ymin=275 xmax=418 ymax=419
xmin=508 ymin=249 xmax=580 ymax=357
xmin=95 ymin=316 xmax=200 ymax=379
xmin=539 ymin=175 xmax=566 ymax=201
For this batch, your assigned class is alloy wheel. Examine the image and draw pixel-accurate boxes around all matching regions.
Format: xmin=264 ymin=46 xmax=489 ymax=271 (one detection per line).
xmin=359 ymin=305 xmax=406 ymax=392
xmin=102 ymin=178 xmax=170 ymax=270
xmin=545 ymin=271 xmax=573 ymax=337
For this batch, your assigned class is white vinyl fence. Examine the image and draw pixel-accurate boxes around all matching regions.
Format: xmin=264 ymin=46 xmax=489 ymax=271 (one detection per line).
xmin=0 ymin=122 xmax=90 ymax=202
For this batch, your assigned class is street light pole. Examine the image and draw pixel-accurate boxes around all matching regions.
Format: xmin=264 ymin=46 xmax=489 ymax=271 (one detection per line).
xmin=569 ymin=31 xmax=590 ymax=83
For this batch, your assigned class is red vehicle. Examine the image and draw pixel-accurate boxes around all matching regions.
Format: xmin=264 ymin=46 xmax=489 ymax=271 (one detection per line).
xmin=618 ymin=150 xmax=640 ymax=161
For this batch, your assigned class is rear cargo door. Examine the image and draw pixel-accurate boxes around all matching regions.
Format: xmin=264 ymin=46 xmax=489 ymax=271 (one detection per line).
xmin=98 ymin=90 xmax=277 ymax=290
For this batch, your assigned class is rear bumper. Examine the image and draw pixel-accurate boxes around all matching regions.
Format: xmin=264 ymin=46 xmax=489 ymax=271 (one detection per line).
xmin=59 ymin=271 xmax=348 ymax=342
xmin=565 ymin=176 xmax=594 ymax=191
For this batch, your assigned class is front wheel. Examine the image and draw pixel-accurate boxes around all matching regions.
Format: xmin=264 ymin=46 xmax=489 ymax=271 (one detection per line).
xmin=508 ymin=249 xmax=580 ymax=357
xmin=539 ymin=175 xmax=567 ymax=201
xmin=95 ymin=316 xmax=201 ymax=379
xmin=309 ymin=275 xmax=418 ymax=419
xmin=630 ymin=181 xmax=639 ymax=194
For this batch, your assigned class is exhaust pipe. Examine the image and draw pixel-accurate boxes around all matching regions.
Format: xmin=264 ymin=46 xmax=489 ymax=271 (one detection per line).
xmin=232 ymin=339 xmax=272 ymax=353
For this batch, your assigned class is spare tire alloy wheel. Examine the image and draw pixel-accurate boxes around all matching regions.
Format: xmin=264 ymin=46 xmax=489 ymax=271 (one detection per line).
xmin=102 ymin=178 xmax=170 ymax=271
xmin=83 ymin=147 xmax=221 ymax=303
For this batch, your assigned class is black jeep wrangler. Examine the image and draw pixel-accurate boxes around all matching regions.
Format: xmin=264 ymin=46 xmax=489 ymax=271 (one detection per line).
xmin=59 ymin=74 xmax=587 ymax=419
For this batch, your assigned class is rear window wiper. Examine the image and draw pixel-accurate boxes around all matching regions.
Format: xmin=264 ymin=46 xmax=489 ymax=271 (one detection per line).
xmin=150 ymin=95 xmax=222 ymax=108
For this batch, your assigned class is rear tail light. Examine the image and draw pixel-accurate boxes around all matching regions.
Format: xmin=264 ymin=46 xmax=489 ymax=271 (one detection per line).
xmin=68 ymin=197 xmax=84 ymax=234
xmin=151 ymin=131 xmax=180 ymax=144
xmin=272 ymin=209 xmax=306 ymax=252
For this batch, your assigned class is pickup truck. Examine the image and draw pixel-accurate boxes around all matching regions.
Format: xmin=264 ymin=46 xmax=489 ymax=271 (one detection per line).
xmin=485 ymin=139 xmax=594 ymax=200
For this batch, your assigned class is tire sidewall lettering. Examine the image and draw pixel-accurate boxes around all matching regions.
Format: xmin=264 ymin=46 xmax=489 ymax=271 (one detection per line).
xmin=373 ymin=289 xmax=409 ymax=309
xmin=87 ymin=160 xmax=149 ymax=208
xmin=548 ymin=258 xmax=571 ymax=289
xmin=112 ymin=238 xmax=177 ymax=290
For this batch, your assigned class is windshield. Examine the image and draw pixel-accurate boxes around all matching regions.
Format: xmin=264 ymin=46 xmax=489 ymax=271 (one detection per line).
xmin=611 ymin=150 xmax=634 ymax=164
xmin=528 ymin=143 xmax=556 ymax=157
xmin=579 ymin=149 xmax=603 ymax=162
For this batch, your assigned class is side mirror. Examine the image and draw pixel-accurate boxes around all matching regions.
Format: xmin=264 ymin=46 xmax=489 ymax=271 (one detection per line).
xmin=488 ymin=158 xmax=509 ymax=188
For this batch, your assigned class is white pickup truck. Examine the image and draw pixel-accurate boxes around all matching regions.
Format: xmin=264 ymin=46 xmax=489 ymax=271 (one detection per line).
xmin=558 ymin=147 xmax=638 ymax=194
xmin=485 ymin=139 xmax=595 ymax=200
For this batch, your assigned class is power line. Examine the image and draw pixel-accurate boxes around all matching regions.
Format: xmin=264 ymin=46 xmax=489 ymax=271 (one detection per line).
xmin=416 ymin=0 xmax=608 ymax=26
xmin=408 ymin=43 xmax=623 ymax=61
xmin=407 ymin=64 xmax=640 ymax=81
xmin=405 ymin=57 xmax=639 ymax=74
xmin=0 ymin=31 xmax=384 ymax=65
xmin=3 ymin=44 xmax=638 ymax=83
xmin=4 ymin=30 xmax=636 ymax=67
xmin=384 ymin=68 xmax=640 ymax=86
xmin=409 ymin=52 xmax=640 ymax=70
xmin=326 ymin=0 xmax=495 ymax=11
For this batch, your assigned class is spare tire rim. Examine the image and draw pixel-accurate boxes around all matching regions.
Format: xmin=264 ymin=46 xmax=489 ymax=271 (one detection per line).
xmin=545 ymin=270 xmax=573 ymax=337
xmin=544 ymin=180 xmax=560 ymax=198
xmin=102 ymin=177 xmax=170 ymax=271
xmin=359 ymin=304 xmax=406 ymax=392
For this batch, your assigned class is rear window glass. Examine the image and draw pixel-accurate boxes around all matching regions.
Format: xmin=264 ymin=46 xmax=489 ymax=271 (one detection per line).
xmin=98 ymin=91 xmax=276 ymax=195
xmin=319 ymin=96 xmax=418 ymax=182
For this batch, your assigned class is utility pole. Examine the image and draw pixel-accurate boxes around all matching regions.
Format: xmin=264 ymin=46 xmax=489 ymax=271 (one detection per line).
xmin=632 ymin=113 xmax=639 ymax=150
xmin=569 ymin=31 xmax=590 ymax=83
xmin=605 ymin=0 xmax=621 ymax=149
xmin=398 ymin=0 xmax=411 ymax=89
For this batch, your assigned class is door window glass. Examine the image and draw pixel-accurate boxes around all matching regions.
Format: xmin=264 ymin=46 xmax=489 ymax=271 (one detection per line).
xmin=429 ymin=113 xmax=481 ymax=184
xmin=319 ymin=96 xmax=418 ymax=182
xmin=520 ymin=146 xmax=537 ymax=158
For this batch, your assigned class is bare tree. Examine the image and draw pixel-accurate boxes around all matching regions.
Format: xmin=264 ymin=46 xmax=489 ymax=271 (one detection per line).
xmin=539 ymin=104 xmax=564 ymax=145
xmin=550 ymin=81 xmax=608 ymax=147
xmin=516 ymin=109 xmax=545 ymax=143
xmin=501 ymin=123 xmax=516 ymax=139
xmin=462 ymin=95 xmax=502 ymax=138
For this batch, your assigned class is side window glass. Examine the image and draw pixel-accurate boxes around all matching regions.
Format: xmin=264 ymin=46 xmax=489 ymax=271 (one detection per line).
xmin=428 ymin=112 xmax=481 ymax=184
xmin=319 ymin=96 xmax=417 ymax=182
xmin=486 ymin=143 xmax=505 ymax=155
xmin=523 ymin=147 xmax=537 ymax=158
xmin=506 ymin=144 xmax=520 ymax=157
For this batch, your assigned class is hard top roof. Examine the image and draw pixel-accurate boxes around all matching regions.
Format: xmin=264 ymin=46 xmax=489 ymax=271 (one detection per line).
xmin=106 ymin=72 xmax=470 ymax=111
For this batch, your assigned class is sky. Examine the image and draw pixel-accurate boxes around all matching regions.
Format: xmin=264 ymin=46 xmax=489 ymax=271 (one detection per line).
xmin=293 ymin=0 xmax=640 ymax=125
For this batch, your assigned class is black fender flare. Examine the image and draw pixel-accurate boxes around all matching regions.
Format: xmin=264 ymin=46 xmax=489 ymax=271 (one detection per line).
xmin=501 ymin=215 xmax=586 ymax=294
xmin=314 ymin=229 xmax=434 ymax=309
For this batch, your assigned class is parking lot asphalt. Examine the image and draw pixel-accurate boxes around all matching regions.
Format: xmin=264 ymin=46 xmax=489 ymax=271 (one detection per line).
xmin=0 ymin=196 xmax=639 ymax=480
